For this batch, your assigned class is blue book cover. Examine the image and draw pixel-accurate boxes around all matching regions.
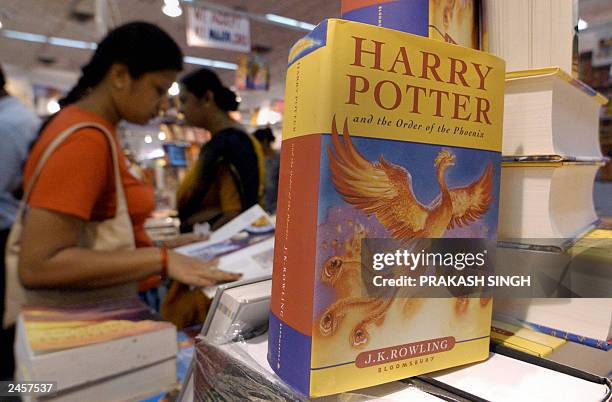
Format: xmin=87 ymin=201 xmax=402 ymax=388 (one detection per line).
xmin=517 ymin=319 xmax=611 ymax=351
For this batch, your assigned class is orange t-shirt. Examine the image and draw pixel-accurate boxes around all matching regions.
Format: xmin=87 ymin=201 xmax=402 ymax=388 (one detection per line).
xmin=24 ymin=106 xmax=155 ymax=247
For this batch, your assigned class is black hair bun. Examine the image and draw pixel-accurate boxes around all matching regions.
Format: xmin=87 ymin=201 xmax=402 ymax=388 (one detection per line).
xmin=217 ymin=86 xmax=239 ymax=112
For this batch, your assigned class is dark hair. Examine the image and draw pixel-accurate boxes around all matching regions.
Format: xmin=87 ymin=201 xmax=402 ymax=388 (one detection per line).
xmin=59 ymin=22 xmax=183 ymax=107
xmin=181 ymin=68 xmax=239 ymax=112
xmin=253 ymin=127 xmax=275 ymax=143
xmin=0 ymin=64 xmax=5 ymax=91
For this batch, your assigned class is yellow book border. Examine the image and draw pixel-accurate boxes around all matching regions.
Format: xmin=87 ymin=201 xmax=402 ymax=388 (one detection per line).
xmin=506 ymin=67 xmax=608 ymax=105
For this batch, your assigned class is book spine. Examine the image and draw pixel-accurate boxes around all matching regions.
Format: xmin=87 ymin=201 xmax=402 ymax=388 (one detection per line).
xmin=522 ymin=321 xmax=611 ymax=351
xmin=341 ymin=0 xmax=429 ymax=37
xmin=268 ymin=22 xmax=330 ymax=397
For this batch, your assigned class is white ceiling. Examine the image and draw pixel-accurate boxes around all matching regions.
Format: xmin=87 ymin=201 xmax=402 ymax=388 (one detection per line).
xmin=0 ymin=0 xmax=340 ymax=99
xmin=0 ymin=0 xmax=610 ymax=104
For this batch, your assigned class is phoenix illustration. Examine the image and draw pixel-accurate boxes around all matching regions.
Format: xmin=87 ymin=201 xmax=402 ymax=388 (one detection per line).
xmin=326 ymin=116 xmax=494 ymax=239
xmin=317 ymin=117 xmax=495 ymax=349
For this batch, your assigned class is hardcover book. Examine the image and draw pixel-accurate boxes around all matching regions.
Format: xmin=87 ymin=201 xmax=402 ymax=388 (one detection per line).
xmin=490 ymin=319 xmax=566 ymax=357
xmin=24 ymin=359 xmax=177 ymax=402
xmin=522 ymin=321 xmax=612 ymax=352
xmin=494 ymin=298 xmax=612 ymax=349
xmin=502 ymin=67 xmax=607 ymax=159
xmin=268 ymin=19 xmax=505 ymax=397
xmin=341 ymin=0 xmax=481 ymax=49
xmin=15 ymin=298 xmax=177 ymax=393
xmin=498 ymin=161 xmax=601 ymax=240
xmin=568 ymin=228 xmax=612 ymax=263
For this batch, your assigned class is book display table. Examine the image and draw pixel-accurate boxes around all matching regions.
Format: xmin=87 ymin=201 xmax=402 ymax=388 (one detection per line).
xmin=190 ymin=334 xmax=465 ymax=402
xmin=183 ymin=334 xmax=611 ymax=402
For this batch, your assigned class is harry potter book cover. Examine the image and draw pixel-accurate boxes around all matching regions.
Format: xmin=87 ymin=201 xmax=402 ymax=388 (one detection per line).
xmin=268 ymin=19 xmax=505 ymax=397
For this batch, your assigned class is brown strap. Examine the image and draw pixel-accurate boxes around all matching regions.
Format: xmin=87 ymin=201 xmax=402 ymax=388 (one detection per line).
xmin=23 ymin=122 xmax=128 ymax=214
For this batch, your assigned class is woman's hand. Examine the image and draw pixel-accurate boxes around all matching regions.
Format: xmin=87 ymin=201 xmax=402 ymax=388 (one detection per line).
xmin=162 ymin=233 xmax=209 ymax=249
xmin=166 ymin=251 xmax=241 ymax=287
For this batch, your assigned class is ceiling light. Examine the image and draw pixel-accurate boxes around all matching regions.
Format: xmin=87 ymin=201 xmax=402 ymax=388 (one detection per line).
xmin=265 ymin=14 xmax=315 ymax=31
xmin=2 ymin=30 xmax=47 ymax=43
xmin=162 ymin=0 xmax=182 ymax=18
xmin=168 ymin=82 xmax=180 ymax=96
xmin=577 ymin=18 xmax=588 ymax=31
xmin=183 ymin=56 xmax=237 ymax=70
xmin=2 ymin=29 xmax=233 ymax=70
xmin=144 ymin=135 xmax=153 ymax=144
xmin=162 ymin=5 xmax=182 ymax=17
xmin=47 ymin=99 xmax=60 ymax=114
xmin=2 ymin=29 xmax=97 ymax=49
xmin=49 ymin=36 xmax=97 ymax=49
xmin=158 ymin=131 xmax=167 ymax=141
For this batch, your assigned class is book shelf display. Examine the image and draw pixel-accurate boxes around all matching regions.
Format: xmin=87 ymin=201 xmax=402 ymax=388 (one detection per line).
xmin=187 ymin=331 xmax=611 ymax=402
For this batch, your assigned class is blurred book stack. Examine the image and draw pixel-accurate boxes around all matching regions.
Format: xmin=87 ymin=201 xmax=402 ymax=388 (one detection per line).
xmin=14 ymin=298 xmax=178 ymax=402
xmin=481 ymin=0 xmax=611 ymax=378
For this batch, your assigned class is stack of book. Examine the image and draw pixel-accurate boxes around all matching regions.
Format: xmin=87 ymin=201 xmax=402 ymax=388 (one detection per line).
xmin=481 ymin=0 xmax=578 ymax=76
xmin=14 ymin=298 xmax=178 ymax=402
xmin=493 ymin=68 xmax=612 ymax=357
xmin=487 ymin=0 xmax=611 ymax=375
xmin=497 ymin=67 xmax=608 ymax=243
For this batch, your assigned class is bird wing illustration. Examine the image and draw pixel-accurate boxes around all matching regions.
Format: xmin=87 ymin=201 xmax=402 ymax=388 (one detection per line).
xmin=326 ymin=116 xmax=430 ymax=239
xmin=446 ymin=161 xmax=494 ymax=229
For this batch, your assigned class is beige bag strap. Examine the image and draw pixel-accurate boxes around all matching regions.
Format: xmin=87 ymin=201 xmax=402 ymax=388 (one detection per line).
xmin=23 ymin=122 xmax=128 ymax=215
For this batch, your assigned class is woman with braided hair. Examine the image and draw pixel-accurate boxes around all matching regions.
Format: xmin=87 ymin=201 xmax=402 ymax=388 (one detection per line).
xmin=5 ymin=22 xmax=240 ymax=332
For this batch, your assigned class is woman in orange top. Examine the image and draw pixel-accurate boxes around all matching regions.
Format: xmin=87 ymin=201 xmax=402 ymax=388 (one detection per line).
xmin=17 ymin=23 xmax=239 ymax=298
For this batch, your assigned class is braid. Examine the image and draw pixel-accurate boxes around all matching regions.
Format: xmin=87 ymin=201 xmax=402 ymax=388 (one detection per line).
xmin=58 ymin=75 xmax=89 ymax=108
xmin=58 ymin=55 xmax=109 ymax=107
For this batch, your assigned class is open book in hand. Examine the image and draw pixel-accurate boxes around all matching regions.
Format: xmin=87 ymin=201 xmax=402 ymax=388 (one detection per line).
xmin=175 ymin=205 xmax=275 ymax=298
